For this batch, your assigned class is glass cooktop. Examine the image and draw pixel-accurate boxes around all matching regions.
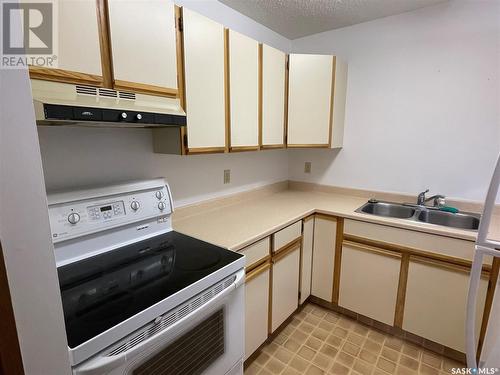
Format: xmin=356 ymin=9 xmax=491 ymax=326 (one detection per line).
xmin=57 ymin=231 xmax=242 ymax=349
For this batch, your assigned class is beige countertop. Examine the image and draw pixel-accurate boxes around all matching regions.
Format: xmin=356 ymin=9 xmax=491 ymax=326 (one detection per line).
xmin=173 ymin=186 xmax=499 ymax=251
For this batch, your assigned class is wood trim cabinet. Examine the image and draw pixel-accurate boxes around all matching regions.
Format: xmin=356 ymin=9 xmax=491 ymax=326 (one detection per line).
xmin=339 ymin=240 xmax=401 ymax=325
xmin=287 ymin=54 xmax=347 ymax=148
xmin=270 ymin=243 xmax=300 ymax=333
xmin=340 ymin=221 xmax=494 ymax=356
xmin=29 ymin=0 xmax=105 ymax=86
xmin=403 ymin=257 xmax=488 ymax=352
xmin=107 ymin=0 xmax=178 ymax=97
xmin=227 ymin=30 xmax=259 ymax=151
xmin=311 ymin=215 xmax=337 ymax=302
xmin=31 ymin=3 xmax=348 ymax=155
xmin=261 ymin=44 xmax=286 ymax=148
xmin=181 ymin=8 xmax=226 ymax=153
xmin=245 ymin=262 xmax=270 ymax=360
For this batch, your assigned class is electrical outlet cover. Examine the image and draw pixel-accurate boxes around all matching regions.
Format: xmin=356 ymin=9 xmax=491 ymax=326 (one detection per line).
xmin=223 ymin=169 xmax=231 ymax=184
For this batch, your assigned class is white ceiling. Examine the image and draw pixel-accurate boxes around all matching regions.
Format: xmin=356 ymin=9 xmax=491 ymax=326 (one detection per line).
xmin=218 ymin=0 xmax=449 ymax=39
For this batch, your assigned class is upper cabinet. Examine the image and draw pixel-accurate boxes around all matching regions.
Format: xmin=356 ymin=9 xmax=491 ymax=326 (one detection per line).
xmin=29 ymin=0 xmax=105 ymax=86
xmin=182 ymin=9 xmax=226 ymax=153
xmin=107 ymin=0 xmax=178 ymax=97
xmin=227 ymin=30 xmax=259 ymax=151
xmin=287 ymin=54 xmax=348 ymax=148
xmin=30 ymin=3 xmax=349 ymax=155
xmin=261 ymin=44 xmax=286 ymax=148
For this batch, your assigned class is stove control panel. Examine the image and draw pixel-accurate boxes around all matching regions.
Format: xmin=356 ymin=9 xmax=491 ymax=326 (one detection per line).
xmin=47 ymin=179 xmax=173 ymax=243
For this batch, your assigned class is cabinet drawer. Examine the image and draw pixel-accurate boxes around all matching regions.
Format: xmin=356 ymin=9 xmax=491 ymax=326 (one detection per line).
xmin=344 ymin=219 xmax=480 ymax=262
xmin=273 ymin=221 xmax=302 ymax=252
xmin=240 ymin=237 xmax=270 ymax=270
xmin=245 ymin=263 xmax=270 ymax=360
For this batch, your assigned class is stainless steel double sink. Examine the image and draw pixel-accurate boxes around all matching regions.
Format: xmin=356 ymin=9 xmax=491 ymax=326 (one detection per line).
xmin=355 ymin=200 xmax=480 ymax=230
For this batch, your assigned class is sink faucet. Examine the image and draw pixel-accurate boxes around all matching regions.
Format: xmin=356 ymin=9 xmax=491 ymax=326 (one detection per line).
xmin=417 ymin=189 xmax=446 ymax=208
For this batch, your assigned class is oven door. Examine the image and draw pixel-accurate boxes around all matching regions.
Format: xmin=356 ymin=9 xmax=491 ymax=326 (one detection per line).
xmin=73 ymin=269 xmax=245 ymax=375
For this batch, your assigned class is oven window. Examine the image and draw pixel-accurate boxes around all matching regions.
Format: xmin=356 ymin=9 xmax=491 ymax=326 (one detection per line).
xmin=132 ymin=309 xmax=225 ymax=375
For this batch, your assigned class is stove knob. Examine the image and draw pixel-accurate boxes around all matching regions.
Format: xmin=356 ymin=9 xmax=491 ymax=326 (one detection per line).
xmin=68 ymin=212 xmax=80 ymax=225
xmin=158 ymin=201 xmax=166 ymax=211
xmin=121 ymin=112 xmax=128 ymax=119
xmin=136 ymin=113 xmax=142 ymax=120
xmin=155 ymin=191 xmax=163 ymax=200
xmin=130 ymin=201 xmax=140 ymax=211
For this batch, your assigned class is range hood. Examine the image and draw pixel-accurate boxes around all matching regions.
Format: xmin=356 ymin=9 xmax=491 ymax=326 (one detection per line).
xmin=31 ymin=80 xmax=186 ymax=128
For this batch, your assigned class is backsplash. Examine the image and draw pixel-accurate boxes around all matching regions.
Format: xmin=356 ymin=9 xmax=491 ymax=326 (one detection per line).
xmin=37 ymin=127 xmax=288 ymax=207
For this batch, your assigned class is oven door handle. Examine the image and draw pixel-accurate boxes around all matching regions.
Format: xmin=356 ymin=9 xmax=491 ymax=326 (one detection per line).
xmin=74 ymin=268 xmax=245 ymax=375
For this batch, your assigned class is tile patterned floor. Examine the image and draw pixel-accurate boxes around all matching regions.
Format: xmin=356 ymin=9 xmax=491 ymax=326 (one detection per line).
xmin=245 ymin=303 xmax=464 ymax=375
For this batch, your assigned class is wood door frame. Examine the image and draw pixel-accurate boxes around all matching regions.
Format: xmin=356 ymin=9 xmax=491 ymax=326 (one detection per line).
xmin=0 ymin=242 xmax=24 ymax=375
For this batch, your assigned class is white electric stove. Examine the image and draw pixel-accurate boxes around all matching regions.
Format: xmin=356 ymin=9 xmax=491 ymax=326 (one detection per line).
xmin=47 ymin=178 xmax=245 ymax=375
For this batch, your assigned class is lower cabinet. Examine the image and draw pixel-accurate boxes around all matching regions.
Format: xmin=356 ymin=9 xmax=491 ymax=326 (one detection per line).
xmin=300 ymin=216 xmax=314 ymax=304
xmin=244 ymin=262 xmax=271 ymax=360
xmin=311 ymin=215 xmax=337 ymax=302
xmin=271 ymin=244 xmax=300 ymax=333
xmin=403 ymin=258 xmax=488 ymax=352
xmin=338 ymin=241 xmax=401 ymax=325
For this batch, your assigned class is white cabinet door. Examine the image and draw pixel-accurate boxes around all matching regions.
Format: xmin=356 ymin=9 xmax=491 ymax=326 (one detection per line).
xmin=271 ymin=245 xmax=300 ymax=332
xmin=228 ymin=30 xmax=259 ymax=150
xmin=300 ymin=216 xmax=314 ymax=304
xmin=311 ymin=216 xmax=337 ymax=302
xmin=261 ymin=44 xmax=285 ymax=147
xmin=339 ymin=241 xmax=401 ymax=325
xmin=29 ymin=0 xmax=103 ymax=85
xmin=404 ymin=259 xmax=488 ymax=352
xmin=245 ymin=263 xmax=270 ymax=360
xmin=107 ymin=0 xmax=177 ymax=95
xmin=183 ymin=9 xmax=226 ymax=151
xmin=287 ymin=54 xmax=332 ymax=147
xmin=287 ymin=54 xmax=347 ymax=148
xmin=58 ymin=0 xmax=102 ymax=76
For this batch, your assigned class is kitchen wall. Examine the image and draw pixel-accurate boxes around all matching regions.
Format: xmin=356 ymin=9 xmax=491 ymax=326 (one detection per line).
xmin=38 ymin=128 xmax=288 ymax=207
xmin=289 ymin=0 xmax=500 ymax=202
xmin=37 ymin=0 xmax=291 ymax=208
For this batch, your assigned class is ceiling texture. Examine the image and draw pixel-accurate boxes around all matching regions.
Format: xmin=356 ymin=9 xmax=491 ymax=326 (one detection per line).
xmin=218 ymin=0 xmax=449 ymax=39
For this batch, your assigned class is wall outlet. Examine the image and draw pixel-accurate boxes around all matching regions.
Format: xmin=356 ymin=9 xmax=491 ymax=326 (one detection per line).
xmin=304 ymin=162 xmax=312 ymax=174
xmin=223 ymin=169 xmax=231 ymax=184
